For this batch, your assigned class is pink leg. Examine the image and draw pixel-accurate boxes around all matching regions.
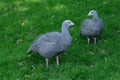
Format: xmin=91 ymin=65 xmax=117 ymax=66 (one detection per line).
xmin=45 ymin=58 xmax=49 ymax=68
xmin=56 ymin=55 xmax=60 ymax=66
xmin=87 ymin=37 xmax=90 ymax=44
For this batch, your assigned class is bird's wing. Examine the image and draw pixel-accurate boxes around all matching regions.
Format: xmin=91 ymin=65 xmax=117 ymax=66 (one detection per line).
xmin=37 ymin=32 xmax=62 ymax=57
xmin=94 ymin=18 xmax=104 ymax=34
xmin=80 ymin=19 xmax=92 ymax=28
xmin=80 ymin=19 xmax=95 ymax=35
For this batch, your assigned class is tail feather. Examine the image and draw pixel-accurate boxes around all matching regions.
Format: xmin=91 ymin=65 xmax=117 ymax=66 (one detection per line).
xmin=27 ymin=46 xmax=32 ymax=54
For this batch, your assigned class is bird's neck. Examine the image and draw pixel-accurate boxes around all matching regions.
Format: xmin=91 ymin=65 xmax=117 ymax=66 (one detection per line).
xmin=61 ymin=25 xmax=70 ymax=36
xmin=93 ymin=14 xmax=99 ymax=20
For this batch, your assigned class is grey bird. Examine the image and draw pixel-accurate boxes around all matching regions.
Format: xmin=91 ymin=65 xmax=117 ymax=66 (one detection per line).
xmin=80 ymin=10 xmax=104 ymax=44
xmin=28 ymin=20 xmax=74 ymax=67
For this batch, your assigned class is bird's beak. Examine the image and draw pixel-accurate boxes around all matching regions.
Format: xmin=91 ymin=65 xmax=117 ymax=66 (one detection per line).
xmin=88 ymin=12 xmax=92 ymax=16
xmin=71 ymin=22 xmax=74 ymax=26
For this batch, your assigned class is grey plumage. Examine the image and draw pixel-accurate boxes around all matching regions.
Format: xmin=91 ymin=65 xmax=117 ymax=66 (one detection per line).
xmin=28 ymin=20 xmax=74 ymax=67
xmin=80 ymin=10 xmax=104 ymax=44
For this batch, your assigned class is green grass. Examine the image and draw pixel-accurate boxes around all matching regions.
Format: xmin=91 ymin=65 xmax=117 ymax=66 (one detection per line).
xmin=0 ymin=0 xmax=120 ymax=80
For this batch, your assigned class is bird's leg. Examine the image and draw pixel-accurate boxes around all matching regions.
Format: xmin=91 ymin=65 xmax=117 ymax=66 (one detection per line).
xmin=56 ymin=55 xmax=60 ymax=66
xmin=45 ymin=58 xmax=49 ymax=68
xmin=87 ymin=37 xmax=90 ymax=44
xmin=93 ymin=37 xmax=97 ymax=44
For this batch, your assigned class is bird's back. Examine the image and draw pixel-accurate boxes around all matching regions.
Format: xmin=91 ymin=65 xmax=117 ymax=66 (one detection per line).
xmin=80 ymin=18 xmax=103 ymax=37
xmin=28 ymin=32 xmax=71 ymax=58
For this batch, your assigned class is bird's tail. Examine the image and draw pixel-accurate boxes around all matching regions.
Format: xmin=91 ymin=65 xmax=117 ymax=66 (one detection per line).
xmin=27 ymin=45 xmax=32 ymax=54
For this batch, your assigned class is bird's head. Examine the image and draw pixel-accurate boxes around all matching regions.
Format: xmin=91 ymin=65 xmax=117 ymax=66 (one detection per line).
xmin=62 ymin=20 xmax=74 ymax=28
xmin=88 ymin=10 xmax=98 ymax=17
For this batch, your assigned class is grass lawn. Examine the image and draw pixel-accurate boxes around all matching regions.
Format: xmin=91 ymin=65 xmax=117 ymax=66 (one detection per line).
xmin=0 ymin=0 xmax=120 ymax=80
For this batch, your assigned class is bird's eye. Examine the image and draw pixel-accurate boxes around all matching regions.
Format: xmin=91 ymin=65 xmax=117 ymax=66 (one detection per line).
xmin=91 ymin=11 xmax=94 ymax=14
xmin=68 ymin=22 xmax=71 ymax=24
